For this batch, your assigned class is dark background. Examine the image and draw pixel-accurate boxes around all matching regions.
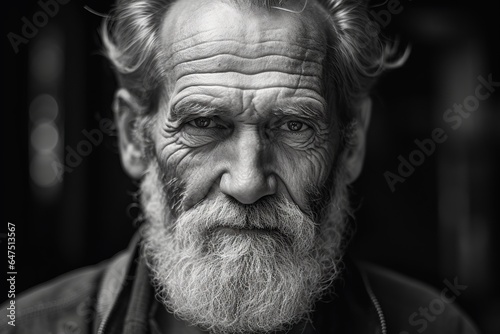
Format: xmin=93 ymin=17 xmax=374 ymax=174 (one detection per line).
xmin=2 ymin=0 xmax=499 ymax=332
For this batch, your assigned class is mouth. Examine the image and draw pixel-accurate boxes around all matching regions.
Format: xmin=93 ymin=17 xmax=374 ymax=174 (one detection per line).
xmin=207 ymin=226 xmax=292 ymax=245
xmin=216 ymin=227 xmax=277 ymax=236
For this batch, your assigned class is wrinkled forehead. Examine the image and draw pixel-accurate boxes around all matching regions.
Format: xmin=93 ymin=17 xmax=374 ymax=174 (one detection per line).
xmin=160 ymin=0 xmax=329 ymax=73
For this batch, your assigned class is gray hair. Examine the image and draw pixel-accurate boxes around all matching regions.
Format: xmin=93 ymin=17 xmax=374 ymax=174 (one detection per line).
xmin=102 ymin=0 xmax=406 ymax=148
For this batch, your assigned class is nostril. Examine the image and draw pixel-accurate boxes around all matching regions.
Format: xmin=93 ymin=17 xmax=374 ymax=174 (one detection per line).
xmin=219 ymin=172 xmax=276 ymax=205
xmin=267 ymin=173 xmax=277 ymax=193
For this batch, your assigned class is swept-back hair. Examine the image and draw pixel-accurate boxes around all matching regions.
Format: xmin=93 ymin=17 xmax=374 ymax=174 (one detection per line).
xmin=102 ymin=0 xmax=406 ymax=145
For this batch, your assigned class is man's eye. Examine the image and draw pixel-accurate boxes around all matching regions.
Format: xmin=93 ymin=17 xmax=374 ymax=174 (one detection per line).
xmin=280 ymin=121 xmax=309 ymax=132
xmin=189 ymin=117 xmax=217 ymax=128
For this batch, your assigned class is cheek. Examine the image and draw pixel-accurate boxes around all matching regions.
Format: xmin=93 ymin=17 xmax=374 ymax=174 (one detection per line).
xmin=152 ymin=117 xmax=338 ymax=213
xmin=273 ymin=140 xmax=336 ymax=208
xmin=155 ymin=136 xmax=224 ymax=211
xmin=152 ymin=110 xmax=223 ymax=209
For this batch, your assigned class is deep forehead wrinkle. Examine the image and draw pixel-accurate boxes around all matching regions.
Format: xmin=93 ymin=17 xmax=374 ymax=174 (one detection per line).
xmin=173 ymin=72 xmax=323 ymax=95
xmin=165 ymin=31 xmax=326 ymax=59
xmin=166 ymin=39 xmax=326 ymax=98
xmin=172 ymin=56 xmax=323 ymax=87
xmin=160 ymin=0 xmax=329 ymax=63
xmin=159 ymin=0 xmax=330 ymax=120
xmin=171 ymin=54 xmax=323 ymax=79
xmin=165 ymin=39 xmax=325 ymax=72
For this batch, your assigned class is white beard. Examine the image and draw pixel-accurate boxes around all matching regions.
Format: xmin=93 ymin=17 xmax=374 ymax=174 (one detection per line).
xmin=140 ymin=159 xmax=352 ymax=334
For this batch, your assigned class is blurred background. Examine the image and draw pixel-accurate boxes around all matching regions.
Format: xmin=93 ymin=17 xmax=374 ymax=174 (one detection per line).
xmin=1 ymin=0 xmax=499 ymax=332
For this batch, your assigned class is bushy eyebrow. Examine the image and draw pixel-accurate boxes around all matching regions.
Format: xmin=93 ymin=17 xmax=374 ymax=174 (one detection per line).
xmin=169 ymin=102 xmax=232 ymax=123
xmin=272 ymin=104 xmax=327 ymax=122
xmin=170 ymin=101 xmax=327 ymax=124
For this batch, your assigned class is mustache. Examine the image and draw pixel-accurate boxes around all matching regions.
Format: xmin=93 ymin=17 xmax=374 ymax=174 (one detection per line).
xmin=172 ymin=193 xmax=317 ymax=253
xmin=140 ymin=159 xmax=350 ymax=334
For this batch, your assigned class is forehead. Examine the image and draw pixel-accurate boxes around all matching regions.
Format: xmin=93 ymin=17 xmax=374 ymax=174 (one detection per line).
xmin=162 ymin=0 xmax=327 ymax=47
xmin=160 ymin=0 xmax=330 ymax=119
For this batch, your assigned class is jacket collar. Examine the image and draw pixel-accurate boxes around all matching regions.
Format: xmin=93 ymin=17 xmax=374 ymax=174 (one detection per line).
xmin=94 ymin=233 xmax=385 ymax=334
xmin=94 ymin=233 xmax=147 ymax=334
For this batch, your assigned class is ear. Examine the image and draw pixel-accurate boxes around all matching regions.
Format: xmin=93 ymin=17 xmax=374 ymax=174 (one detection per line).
xmin=113 ymin=89 xmax=148 ymax=179
xmin=343 ymin=97 xmax=371 ymax=183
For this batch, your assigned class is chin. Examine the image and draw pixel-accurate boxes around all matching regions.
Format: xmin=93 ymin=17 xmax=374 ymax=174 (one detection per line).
xmin=139 ymin=159 xmax=352 ymax=333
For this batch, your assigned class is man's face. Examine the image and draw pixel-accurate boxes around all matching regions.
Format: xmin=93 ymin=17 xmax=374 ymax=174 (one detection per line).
xmin=154 ymin=0 xmax=340 ymax=214
xmin=139 ymin=0 xmax=352 ymax=333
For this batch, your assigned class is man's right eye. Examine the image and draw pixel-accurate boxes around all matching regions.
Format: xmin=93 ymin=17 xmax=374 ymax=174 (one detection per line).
xmin=188 ymin=117 xmax=217 ymax=128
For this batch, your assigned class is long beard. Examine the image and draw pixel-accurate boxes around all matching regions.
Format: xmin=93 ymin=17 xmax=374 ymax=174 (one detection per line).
xmin=140 ymin=159 xmax=352 ymax=334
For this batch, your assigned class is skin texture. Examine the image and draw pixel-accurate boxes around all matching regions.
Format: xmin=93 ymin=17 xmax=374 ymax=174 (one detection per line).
xmin=112 ymin=1 xmax=371 ymax=332
xmin=147 ymin=0 xmax=340 ymax=216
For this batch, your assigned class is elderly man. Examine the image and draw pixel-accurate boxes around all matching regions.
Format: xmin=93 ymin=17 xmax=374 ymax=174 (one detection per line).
xmin=1 ymin=0 xmax=479 ymax=333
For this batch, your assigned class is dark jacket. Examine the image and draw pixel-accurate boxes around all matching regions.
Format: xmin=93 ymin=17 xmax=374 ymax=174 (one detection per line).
xmin=0 ymin=235 xmax=479 ymax=333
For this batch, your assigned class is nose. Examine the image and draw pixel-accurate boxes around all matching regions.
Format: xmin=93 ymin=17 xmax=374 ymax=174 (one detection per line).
xmin=220 ymin=131 xmax=277 ymax=204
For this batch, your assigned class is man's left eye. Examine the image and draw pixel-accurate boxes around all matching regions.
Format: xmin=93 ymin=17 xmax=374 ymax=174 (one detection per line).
xmin=189 ymin=117 xmax=217 ymax=128
xmin=280 ymin=121 xmax=309 ymax=132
